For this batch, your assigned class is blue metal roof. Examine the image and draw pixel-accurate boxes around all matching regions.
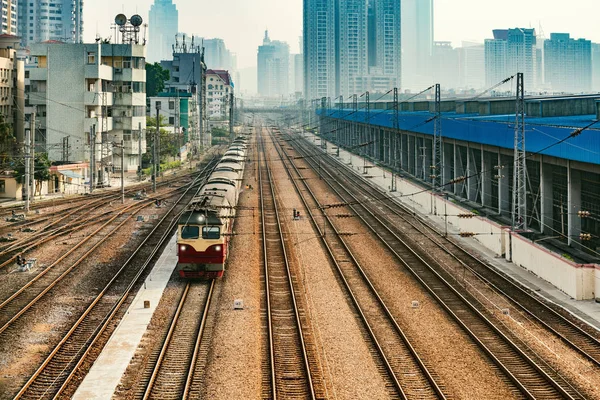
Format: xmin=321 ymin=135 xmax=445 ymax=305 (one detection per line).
xmin=318 ymin=109 xmax=600 ymax=165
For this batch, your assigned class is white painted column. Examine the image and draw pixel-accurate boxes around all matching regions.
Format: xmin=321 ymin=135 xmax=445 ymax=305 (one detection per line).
xmin=540 ymin=158 xmax=554 ymax=234
xmin=567 ymin=162 xmax=582 ymax=246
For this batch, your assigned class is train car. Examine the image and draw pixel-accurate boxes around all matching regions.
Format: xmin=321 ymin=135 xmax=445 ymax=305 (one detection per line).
xmin=176 ymin=151 xmax=246 ymax=279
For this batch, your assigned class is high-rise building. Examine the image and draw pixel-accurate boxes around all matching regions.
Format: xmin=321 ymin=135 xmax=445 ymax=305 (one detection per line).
xmin=374 ymin=0 xmax=401 ymax=87
xmin=401 ymin=0 xmax=433 ymax=90
xmin=485 ymin=28 xmax=537 ymax=90
xmin=304 ymin=0 xmax=402 ymax=100
xmin=337 ymin=0 xmax=368 ymax=97
xmin=303 ymin=0 xmax=337 ymax=101
xmin=257 ymin=31 xmax=290 ymax=97
xmin=18 ymin=0 xmax=83 ymax=47
xmin=293 ymin=53 xmax=304 ymax=94
xmin=148 ymin=0 xmax=178 ymax=62
xmin=1 ymin=1 xmax=17 ymax=35
xmin=544 ymin=33 xmax=591 ymax=93
xmin=592 ymin=43 xmax=600 ymax=92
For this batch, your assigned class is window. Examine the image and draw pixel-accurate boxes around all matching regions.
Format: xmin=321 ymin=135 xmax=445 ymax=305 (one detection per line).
xmin=168 ymin=101 xmax=174 ymax=110
xmin=202 ymin=226 xmax=220 ymax=239
xmin=181 ymin=225 xmax=199 ymax=239
xmin=87 ymin=52 xmax=95 ymax=64
xmin=169 ymin=117 xmax=174 ymax=125
xmin=0 ymin=180 xmax=5 ymax=193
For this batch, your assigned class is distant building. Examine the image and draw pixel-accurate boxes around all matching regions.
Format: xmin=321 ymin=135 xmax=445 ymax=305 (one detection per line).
xmin=206 ymin=69 xmax=233 ymax=122
xmin=293 ymin=53 xmax=303 ymax=95
xmin=257 ymin=31 xmax=290 ymax=97
xmin=457 ymin=42 xmax=485 ymax=90
xmin=17 ymin=0 xmax=83 ymax=47
xmin=485 ymin=28 xmax=537 ymax=90
xmin=148 ymin=0 xmax=178 ymax=62
xmin=27 ymin=42 xmax=147 ymax=176
xmin=544 ymin=33 xmax=591 ymax=93
xmin=194 ymin=37 xmax=236 ymax=71
xmin=401 ymin=0 xmax=433 ymax=90
xmin=431 ymin=41 xmax=458 ymax=90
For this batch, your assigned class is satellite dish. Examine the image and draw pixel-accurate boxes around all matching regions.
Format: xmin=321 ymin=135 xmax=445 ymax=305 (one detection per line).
xmin=130 ymin=14 xmax=143 ymax=27
xmin=115 ymin=14 xmax=127 ymax=26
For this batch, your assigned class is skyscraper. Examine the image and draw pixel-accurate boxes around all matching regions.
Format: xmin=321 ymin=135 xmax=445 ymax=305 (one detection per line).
xmin=257 ymin=31 xmax=290 ymax=97
xmin=374 ymin=0 xmax=401 ymax=87
xmin=303 ymin=0 xmax=337 ymax=101
xmin=544 ymin=33 xmax=591 ymax=93
xmin=485 ymin=28 xmax=537 ymax=90
xmin=401 ymin=0 xmax=433 ymax=90
xmin=337 ymin=0 xmax=368 ymax=97
xmin=148 ymin=0 xmax=178 ymax=62
xmin=17 ymin=0 xmax=83 ymax=46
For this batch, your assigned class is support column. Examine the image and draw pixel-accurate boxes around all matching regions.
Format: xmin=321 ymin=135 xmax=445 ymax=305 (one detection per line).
xmin=482 ymin=149 xmax=493 ymax=207
xmin=467 ymin=145 xmax=476 ymax=201
xmin=499 ymin=153 xmax=510 ymax=214
xmin=454 ymin=144 xmax=466 ymax=196
xmin=567 ymin=162 xmax=582 ymax=246
xmin=540 ymin=159 xmax=554 ymax=234
xmin=443 ymin=142 xmax=453 ymax=193
xmin=408 ymin=135 xmax=415 ymax=176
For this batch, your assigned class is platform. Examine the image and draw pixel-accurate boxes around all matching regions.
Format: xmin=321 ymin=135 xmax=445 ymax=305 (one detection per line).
xmin=73 ymin=234 xmax=179 ymax=400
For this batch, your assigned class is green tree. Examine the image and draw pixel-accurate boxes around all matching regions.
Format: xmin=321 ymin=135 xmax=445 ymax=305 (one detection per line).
xmin=145 ymin=63 xmax=170 ymax=97
xmin=146 ymin=116 xmax=178 ymax=163
xmin=14 ymin=152 xmax=51 ymax=196
xmin=211 ymin=127 xmax=229 ymax=138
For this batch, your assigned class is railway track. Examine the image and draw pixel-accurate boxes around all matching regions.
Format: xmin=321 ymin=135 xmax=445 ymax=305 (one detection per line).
xmin=12 ymin=165 xmax=216 ymax=400
xmin=288 ymin=130 xmax=585 ymax=399
xmin=321 ymin=147 xmax=600 ymax=371
xmin=135 ymin=281 xmax=215 ymax=400
xmin=257 ymin=130 xmax=323 ymax=400
xmin=269 ymin=128 xmax=446 ymax=400
xmin=0 ymin=174 xmax=196 ymax=269
xmin=298 ymin=131 xmax=600 ymax=369
xmin=0 ymin=184 xmax=195 ymax=336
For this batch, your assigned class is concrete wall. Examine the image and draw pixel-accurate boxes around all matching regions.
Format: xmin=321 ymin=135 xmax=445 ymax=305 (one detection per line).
xmin=510 ymin=232 xmax=596 ymax=300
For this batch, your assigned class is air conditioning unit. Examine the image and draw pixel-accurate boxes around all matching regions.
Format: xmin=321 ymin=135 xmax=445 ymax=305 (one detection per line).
xmin=114 ymin=68 xmax=122 ymax=73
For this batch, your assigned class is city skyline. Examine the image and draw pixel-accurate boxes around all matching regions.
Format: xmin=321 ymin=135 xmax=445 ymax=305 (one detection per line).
xmin=85 ymin=0 xmax=600 ymax=69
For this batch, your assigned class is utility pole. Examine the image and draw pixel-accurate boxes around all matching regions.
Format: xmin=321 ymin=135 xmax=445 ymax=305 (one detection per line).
xmin=90 ymin=124 xmax=95 ymax=193
xmin=24 ymin=128 xmax=30 ymax=212
xmin=512 ymin=72 xmax=526 ymax=232
xmin=121 ymin=139 xmax=125 ymax=204
xmin=30 ymin=111 xmax=35 ymax=200
xmin=138 ymin=122 xmax=142 ymax=181
xmin=432 ymin=83 xmax=442 ymax=215
xmin=154 ymin=102 xmax=160 ymax=192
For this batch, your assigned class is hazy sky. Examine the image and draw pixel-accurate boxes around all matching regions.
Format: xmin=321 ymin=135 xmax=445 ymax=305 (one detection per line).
xmin=85 ymin=0 xmax=600 ymax=69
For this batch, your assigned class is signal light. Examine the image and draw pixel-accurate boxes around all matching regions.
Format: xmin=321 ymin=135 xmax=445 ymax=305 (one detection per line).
xmin=580 ymin=233 xmax=592 ymax=241
xmin=458 ymin=214 xmax=475 ymax=219
xmin=459 ymin=232 xmax=476 ymax=237
xmin=577 ymin=210 xmax=591 ymax=218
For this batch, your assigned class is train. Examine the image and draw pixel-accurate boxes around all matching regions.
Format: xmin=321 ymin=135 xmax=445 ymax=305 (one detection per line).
xmin=176 ymin=136 xmax=248 ymax=279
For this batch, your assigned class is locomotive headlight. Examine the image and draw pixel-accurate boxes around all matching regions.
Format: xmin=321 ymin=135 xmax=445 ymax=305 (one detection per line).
xmin=180 ymin=245 xmax=187 ymax=251
xmin=215 ymin=245 xmax=222 ymax=252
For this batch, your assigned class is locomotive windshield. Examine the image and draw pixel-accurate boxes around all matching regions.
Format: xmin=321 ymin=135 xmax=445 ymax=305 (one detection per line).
xmin=202 ymin=226 xmax=220 ymax=239
xmin=181 ymin=225 xmax=200 ymax=239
